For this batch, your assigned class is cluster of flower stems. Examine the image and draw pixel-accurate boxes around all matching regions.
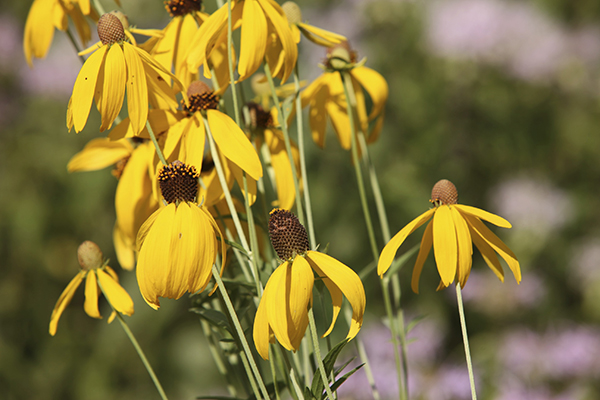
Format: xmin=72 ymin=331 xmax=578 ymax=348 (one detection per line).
xmin=25 ymin=0 xmax=524 ymax=399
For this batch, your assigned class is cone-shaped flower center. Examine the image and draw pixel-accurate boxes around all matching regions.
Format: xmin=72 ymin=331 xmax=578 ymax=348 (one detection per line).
xmin=165 ymin=0 xmax=202 ymax=17
xmin=98 ymin=13 xmax=126 ymax=45
xmin=245 ymin=102 xmax=273 ymax=129
xmin=431 ymin=179 xmax=458 ymax=206
xmin=158 ymin=161 xmax=200 ymax=204
xmin=77 ymin=241 xmax=104 ymax=271
xmin=269 ymin=209 xmax=310 ymax=260
xmin=325 ymin=41 xmax=358 ymax=70
xmin=185 ymin=81 xmax=218 ymax=113
xmin=282 ymin=1 xmax=302 ymax=24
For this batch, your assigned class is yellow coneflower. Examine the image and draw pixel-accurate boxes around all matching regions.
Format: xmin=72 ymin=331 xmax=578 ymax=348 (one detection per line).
xmin=186 ymin=0 xmax=298 ymax=83
xmin=253 ymin=209 xmax=365 ymax=360
xmin=378 ymin=179 xmax=521 ymax=292
xmin=49 ymin=241 xmax=134 ymax=336
xmin=301 ymin=41 xmax=388 ymax=150
xmin=136 ymin=161 xmax=226 ymax=309
xmin=281 ymin=1 xmax=346 ymax=47
xmin=67 ymin=12 xmax=183 ymax=135
xmin=24 ymin=0 xmax=97 ymax=66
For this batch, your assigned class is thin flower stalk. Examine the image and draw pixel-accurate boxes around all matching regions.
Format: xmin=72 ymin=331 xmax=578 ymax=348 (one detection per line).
xmin=226 ymin=0 xmax=241 ymax=126
xmin=308 ymin=309 xmax=335 ymax=400
xmin=456 ymin=284 xmax=478 ymax=400
xmin=293 ymin=66 xmax=316 ymax=246
xmin=341 ymin=70 xmax=408 ymax=400
xmin=211 ymin=264 xmax=270 ymax=400
xmin=203 ymin=116 xmax=258 ymax=286
xmin=146 ymin=120 xmax=167 ymax=166
xmin=200 ymin=318 xmax=240 ymax=397
xmin=264 ymin=63 xmax=305 ymax=226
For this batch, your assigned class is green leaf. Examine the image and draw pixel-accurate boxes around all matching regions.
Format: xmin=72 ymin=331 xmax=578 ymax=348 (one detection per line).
xmin=310 ymin=339 xmax=349 ymax=398
xmin=190 ymin=307 xmax=233 ymax=334
xmin=327 ymin=363 xmax=365 ymax=397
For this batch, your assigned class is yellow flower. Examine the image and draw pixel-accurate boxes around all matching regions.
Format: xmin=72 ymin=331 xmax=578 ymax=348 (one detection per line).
xmin=67 ymin=13 xmax=183 ymax=135
xmin=186 ymin=0 xmax=298 ymax=83
xmin=378 ymin=179 xmax=521 ymax=292
xmin=253 ymin=209 xmax=365 ymax=360
xmin=49 ymin=241 xmax=134 ymax=336
xmin=136 ymin=161 xmax=226 ymax=309
xmin=141 ymin=0 xmax=211 ymax=89
xmin=245 ymin=102 xmax=300 ymax=210
xmin=67 ymin=138 xmax=158 ymax=270
xmin=301 ymin=42 xmax=388 ymax=150
xmin=24 ymin=0 xmax=96 ymax=66
xmin=281 ymin=1 xmax=346 ymax=47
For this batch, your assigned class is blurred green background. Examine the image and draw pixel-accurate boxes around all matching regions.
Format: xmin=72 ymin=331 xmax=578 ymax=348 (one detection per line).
xmin=3 ymin=0 xmax=600 ymax=399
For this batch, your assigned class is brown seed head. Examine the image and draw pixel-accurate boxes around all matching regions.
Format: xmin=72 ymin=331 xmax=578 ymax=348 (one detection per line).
xmin=282 ymin=2 xmax=302 ymax=25
xmin=268 ymin=209 xmax=310 ymax=261
xmin=165 ymin=0 xmax=202 ymax=17
xmin=158 ymin=161 xmax=200 ymax=204
xmin=185 ymin=81 xmax=218 ymax=113
xmin=77 ymin=241 xmax=104 ymax=271
xmin=98 ymin=13 xmax=126 ymax=45
xmin=245 ymin=102 xmax=273 ymax=129
xmin=431 ymin=179 xmax=458 ymax=206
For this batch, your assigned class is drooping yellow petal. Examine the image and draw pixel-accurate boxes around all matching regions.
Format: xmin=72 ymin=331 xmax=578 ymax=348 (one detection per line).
xmin=83 ymin=271 xmax=101 ymax=319
xmin=432 ymin=206 xmax=458 ymax=287
xmin=469 ymin=226 xmax=504 ymax=282
xmin=462 ymin=213 xmax=521 ymax=283
xmin=378 ymin=208 xmax=435 ymax=276
xmin=304 ymin=77 xmax=329 ymax=148
xmin=162 ymin=116 xmax=191 ymax=159
xmin=306 ymin=251 xmax=365 ymax=340
xmin=97 ymin=268 xmax=134 ymax=316
xmin=69 ymin=45 xmax=108 ymax=132
xmin=201 ymin=206 xmax=226 ymax=295
xmin=297 ymin=23 xmax=345 ymax=47
xmin=24 ymin=0 xmax=56 ymax=66
xmin=264 ymin=128 xmax=298 ymax=210
xmin=115 ymin=142 xmax=157 ymax=265
xmin=268 ymin=258 xmax=313 ymax=352
xmin=123 ymin=43 xmax=148 ymax=136
xmin=113 ymin=223 xmax=135 ymax=271
xmin=306 ymin=256 xmax=343 ymax=337
xmin=135 ymin=45 xmax=184 ymax=94
xmin=238 ymin=0 xmax=268 ymax=81
xmin=186 ymin=2 xmax=229 ymax=73
xmin=49 ymin=271 xmax=85 ymax=336
xmin=67 ymin=138 xmax=133 ymax=172
xmin=180 ymin=114 xmax=206 ymax=171
xmin=259 ymin=0 xmax=298 ymax=82
xmin=411 ymin=221 xmax=433 ymax=294
xmin=207 ymin=110 xmax=263 ymax=180
xmin=136 ymin=204 xmax=177 ymax=309
xmin=99 ymin=44 xmax=126 ymax=132
xmin=455 ymin=204 xmax=512 ymax=228
xmin=253 ymin=287 xmax=273 ymax=360
xmin=351 ymin=67 xmax=389 ymax=122
xmin=287 ymin=256 xmax=313 ymax=350
xmin=451 ymin=206 xmax=473 ymax=288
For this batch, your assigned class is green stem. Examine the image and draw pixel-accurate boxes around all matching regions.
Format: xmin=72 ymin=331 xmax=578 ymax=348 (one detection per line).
xmin=92 ymin=0 xmax=106 ymax=15
xmin=212 ymin=264 xmax=270 ymax=400
xmin=381 ymin=279 xmax=407 ymax=400
xmin=293 ymin=65 xmax=316 ymax=247
xmin=307 ymin=309 xmax=335 ymax=400
xmin=200 ymin=318 xmax=240 ymax=397
xmin=95 ymin=274 xmax=168 ymax=400
xmin=203 ymin=116 xmax=256 ymax=282
xmin=340 ymin=71 xmax=378 ymax=261
xmin=115 ymin=313 xmax=169 ymax=400
xmin=263 ymin=63 xmax=305 ymax=226
xmin=242 ymin=172 xmax=263 ymax=296
xmin=456 ymin=284 xmax=478 ymax=400
xmin=226 ymin=0 xmax=241 ymax=126
xmin=146 ymin=120 xmax=167 ymax=166
xmin=65 ymin=28 xmax=86 ymax=64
